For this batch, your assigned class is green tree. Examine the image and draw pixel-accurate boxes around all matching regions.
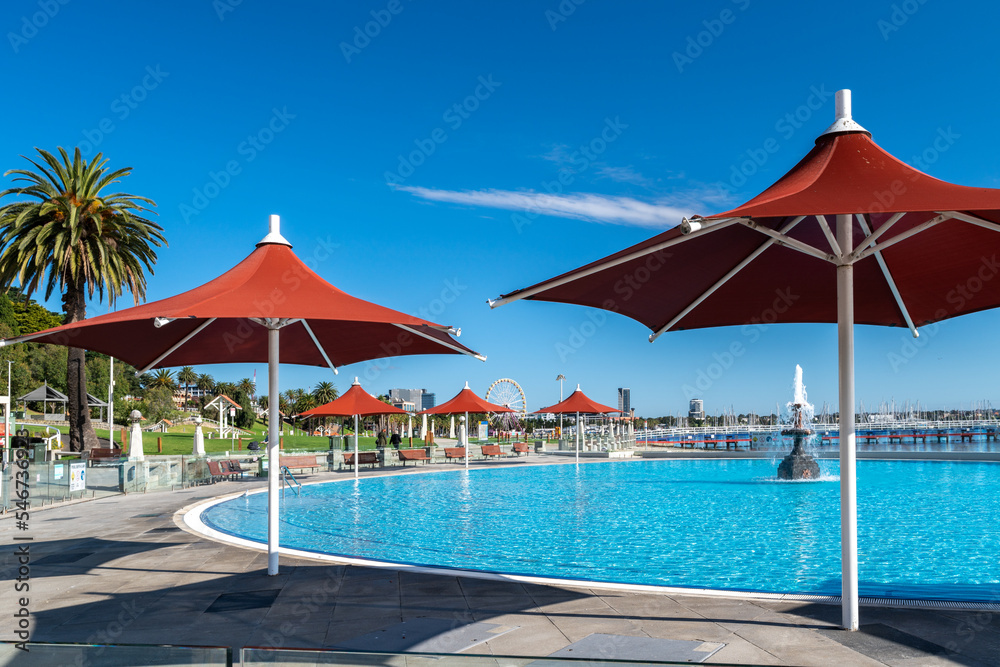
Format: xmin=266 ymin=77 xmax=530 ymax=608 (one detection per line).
xmin=137 ymin=385 xmax=176 ymax=423
xmin=148 ymin=368 xmax=176 ymax=392
xmin=177 ymin=366 xmax=197 ymax=407
xmin=0 ymin=148 xmax=165 ymax=452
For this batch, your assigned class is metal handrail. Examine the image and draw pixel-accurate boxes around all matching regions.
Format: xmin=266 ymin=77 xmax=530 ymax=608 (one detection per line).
xmin=279 ymin=466 xmax=301 ymax=498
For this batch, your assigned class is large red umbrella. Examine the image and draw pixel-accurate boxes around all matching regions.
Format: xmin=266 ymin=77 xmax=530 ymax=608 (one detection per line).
xmin=490 ymin=90 xmax=1000 ymax=629
xmin=298 ymin=378 xmax=408 ymax=478
xmin=1 ymin=215 xmax=484 ymax=574
xmin=534 ymin=385 xmax=618 ymax=462
xmin=420 ymin=383 xmax=513 ymax=467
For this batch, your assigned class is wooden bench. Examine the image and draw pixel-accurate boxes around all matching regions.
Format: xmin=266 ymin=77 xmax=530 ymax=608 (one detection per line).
xmin=511 ymin=442 xmax=531 ymax=456
xmin=343 ymin=451 xmax=379 ymax=468
xmin=222 ymin=459 xmax=247 ymax=479
xmin=444 ymin=447 xmax=466 ymax=460
xmin=87 ymin=447 xmax=124 ymax=464
xmin=206 ymin=460 xmax=227 ymax=483
xmin=397 ymin=448 xmax=430 ymax=466
xmin=481 ymin=444 xmax=503 ymax=460
xmin=279 ymin=454 xmax=321 ymax=473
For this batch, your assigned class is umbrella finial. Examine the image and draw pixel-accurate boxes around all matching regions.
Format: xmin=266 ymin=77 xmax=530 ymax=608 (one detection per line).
xmin=819 ymin=89 xmax=869 ymax=138
xmin=353 ymin=376 xmax=360 ymax=385
xmin=576 ymin=384 xmax=581 ymax=391
xmin=257 ymin=214 xmax=292 ymax=247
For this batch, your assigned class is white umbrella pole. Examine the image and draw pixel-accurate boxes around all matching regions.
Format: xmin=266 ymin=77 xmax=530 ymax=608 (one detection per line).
xmin=575 ymin=411 xmax=580 ymax=462
xmin=354 ymin=413 xmax=359 ymax=479
xmin=464 ymin=411 xmax=469 ymax=469
xmin=267 ymin=327 xmax=280 ymax=576
xmin=837 ymin=212 xmax=859 ymax=630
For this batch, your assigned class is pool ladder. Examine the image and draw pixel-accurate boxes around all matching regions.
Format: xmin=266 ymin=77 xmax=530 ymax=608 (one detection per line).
xmin=280 ymin=466 xmax=302 ymax=498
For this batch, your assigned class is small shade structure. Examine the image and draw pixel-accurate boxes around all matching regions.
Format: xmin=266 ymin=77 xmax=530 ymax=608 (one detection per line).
xmin=420 ymin=383 xmax=513 ymax=468
xmin=533 ymin=385 xmax=619 ymax=462
xmin=17 ymin=383 xmax=107 ymax=421
xmin=491 ymin=90 xmax=1000 ymax=630
xmin=0 ymin=215 xmax=484 ymax=576
xmin=298 ymin=378 xmax=408 ymax=478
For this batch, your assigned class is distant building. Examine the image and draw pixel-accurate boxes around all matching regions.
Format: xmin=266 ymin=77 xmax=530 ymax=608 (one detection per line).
xmin=391 ymin=400 xmax=416 ymax=413
xmin=689 ymin=398 xmax=705 ymax=421
xmin=617 ymin=388 xmax=631 ymax=415
xmin=389 ymin=388 xmax=423 ymax=406
xmin=421 ymin=392 xmax=435 ymax=411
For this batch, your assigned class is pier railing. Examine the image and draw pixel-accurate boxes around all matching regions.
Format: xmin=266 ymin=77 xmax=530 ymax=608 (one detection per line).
xmin=640 ymin=419 xmax=1000 ymax=443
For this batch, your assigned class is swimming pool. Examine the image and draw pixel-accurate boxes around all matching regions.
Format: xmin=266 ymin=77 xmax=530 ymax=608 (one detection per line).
xmin=196 ymin=459 xmax=1000 ymax=602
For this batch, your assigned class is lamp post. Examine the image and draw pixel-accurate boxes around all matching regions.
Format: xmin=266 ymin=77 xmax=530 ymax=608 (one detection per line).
xmin=556 ymin=374 xmax=565 ymax=444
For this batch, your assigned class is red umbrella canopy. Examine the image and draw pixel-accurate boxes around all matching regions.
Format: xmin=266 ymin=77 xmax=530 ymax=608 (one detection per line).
xmin=2 ymin=219 xmax=483 ymax=372
xmin=298 ymin=379 xmax=408 ymax=418
xmin=420 ymin=382 xmax=514 ymax=415
xmin=534 ymin=386 xmax=618 ymax=415
xmin=491 ymin=110 xmax=1000 ymax=337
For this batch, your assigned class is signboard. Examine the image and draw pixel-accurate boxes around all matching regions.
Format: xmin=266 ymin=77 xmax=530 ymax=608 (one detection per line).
xmin=478 ymin=420 xmax=489 ymax=441
xmin=69 ymin=462 xmax=86 ymax=492
xmin=54 ymin=464 xmax=64 ymax=481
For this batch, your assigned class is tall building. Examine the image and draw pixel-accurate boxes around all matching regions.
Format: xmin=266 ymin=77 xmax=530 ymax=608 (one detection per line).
xmin=617 ymin=388 xmax=631 ymax=415
xmin=390 ymin=388 xmax=434 ymax=411
xmin=689 ymin=398 xmax=705 ymax=420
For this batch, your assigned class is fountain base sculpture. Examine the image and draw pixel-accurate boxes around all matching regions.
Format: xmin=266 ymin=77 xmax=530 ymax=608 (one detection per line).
xmin=778 ymin=401 xmax=820 ymax=480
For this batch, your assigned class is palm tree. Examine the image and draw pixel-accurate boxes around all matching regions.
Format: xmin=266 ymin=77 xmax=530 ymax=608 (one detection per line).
xmin=313 ymin=381 xmax=338 ymax=404
xmin=0 ymin=147 xmax=165 ymax=452
xmin=237 ymin=377 xmax=255 ymax=398
xmin=312 ymin=381 xmax=338 ymax=434
xmin=149 ymin=368 xmax=176 ymax=391
xmin=177 ymin=366 xmax=197 ymax=407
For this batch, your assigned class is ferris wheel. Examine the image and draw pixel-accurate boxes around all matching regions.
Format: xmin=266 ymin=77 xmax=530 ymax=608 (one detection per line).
xmin=485 ymin=378 xmax=527 ymax=431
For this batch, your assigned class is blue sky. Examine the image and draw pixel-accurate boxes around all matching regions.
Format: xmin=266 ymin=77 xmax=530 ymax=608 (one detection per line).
xmin=4 ymin=0 xmax=1000 ymax=417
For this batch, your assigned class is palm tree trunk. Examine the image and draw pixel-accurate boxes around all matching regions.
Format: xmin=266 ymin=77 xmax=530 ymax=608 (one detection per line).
xmin=63 ymin=285 xmax=100 ymax=453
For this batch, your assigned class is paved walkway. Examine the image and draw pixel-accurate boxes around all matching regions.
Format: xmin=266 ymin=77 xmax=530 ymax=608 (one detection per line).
xmin=1 ymin=456 xmax=998 ymax=665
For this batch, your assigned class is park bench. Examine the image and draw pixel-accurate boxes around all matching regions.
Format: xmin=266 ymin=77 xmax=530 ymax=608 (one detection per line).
xmin=206 ymin=460 xmax=228 ymax=483
xmin=222 ymin=459 xmax=247 ymax=480
xmin=279 ymin=454 xmax=321 ymax=474
xmin=444 ymin=447 xmax=466 ymax=460
xmin=511 ymin=442 xmax=531 ymax=456
xmin=481 ymin=444 xmax=503 ymax=460
xmin=87 ymin=447 xmax=123 ymax=464
xmin=342 ymin=451 xmax=379 ymax=468
xmin=397 ymin=448 xmax=430 ymax=467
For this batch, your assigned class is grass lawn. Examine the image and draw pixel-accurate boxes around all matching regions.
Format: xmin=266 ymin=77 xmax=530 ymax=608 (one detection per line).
xmin=23 ymin=419 xmax=547 ymax=456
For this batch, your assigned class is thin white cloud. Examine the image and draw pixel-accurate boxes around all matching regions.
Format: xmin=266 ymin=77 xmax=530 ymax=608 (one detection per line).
xmin=596 ymin=165 xmax=654 ymax=187
xmin=397 ymin=185 xmax=718 ymax=229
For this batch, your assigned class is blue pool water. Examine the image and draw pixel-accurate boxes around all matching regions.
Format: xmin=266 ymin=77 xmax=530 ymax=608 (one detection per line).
xmin=201 ymin=459 xmax=1000 ymax=602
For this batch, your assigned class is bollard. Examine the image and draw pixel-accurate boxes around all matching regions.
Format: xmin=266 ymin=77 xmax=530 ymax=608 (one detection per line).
xmin=157 ymin=437 xmax=162 ymax=453
xmin=238 ymin=437 xmax=243 ymax=450
xmin=280 ymin=437 xmax=284 ymax=449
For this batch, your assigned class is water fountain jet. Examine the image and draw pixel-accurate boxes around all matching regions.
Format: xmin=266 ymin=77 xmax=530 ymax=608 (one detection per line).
xmin=777 ymin=365 xmax=820 ymax=480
